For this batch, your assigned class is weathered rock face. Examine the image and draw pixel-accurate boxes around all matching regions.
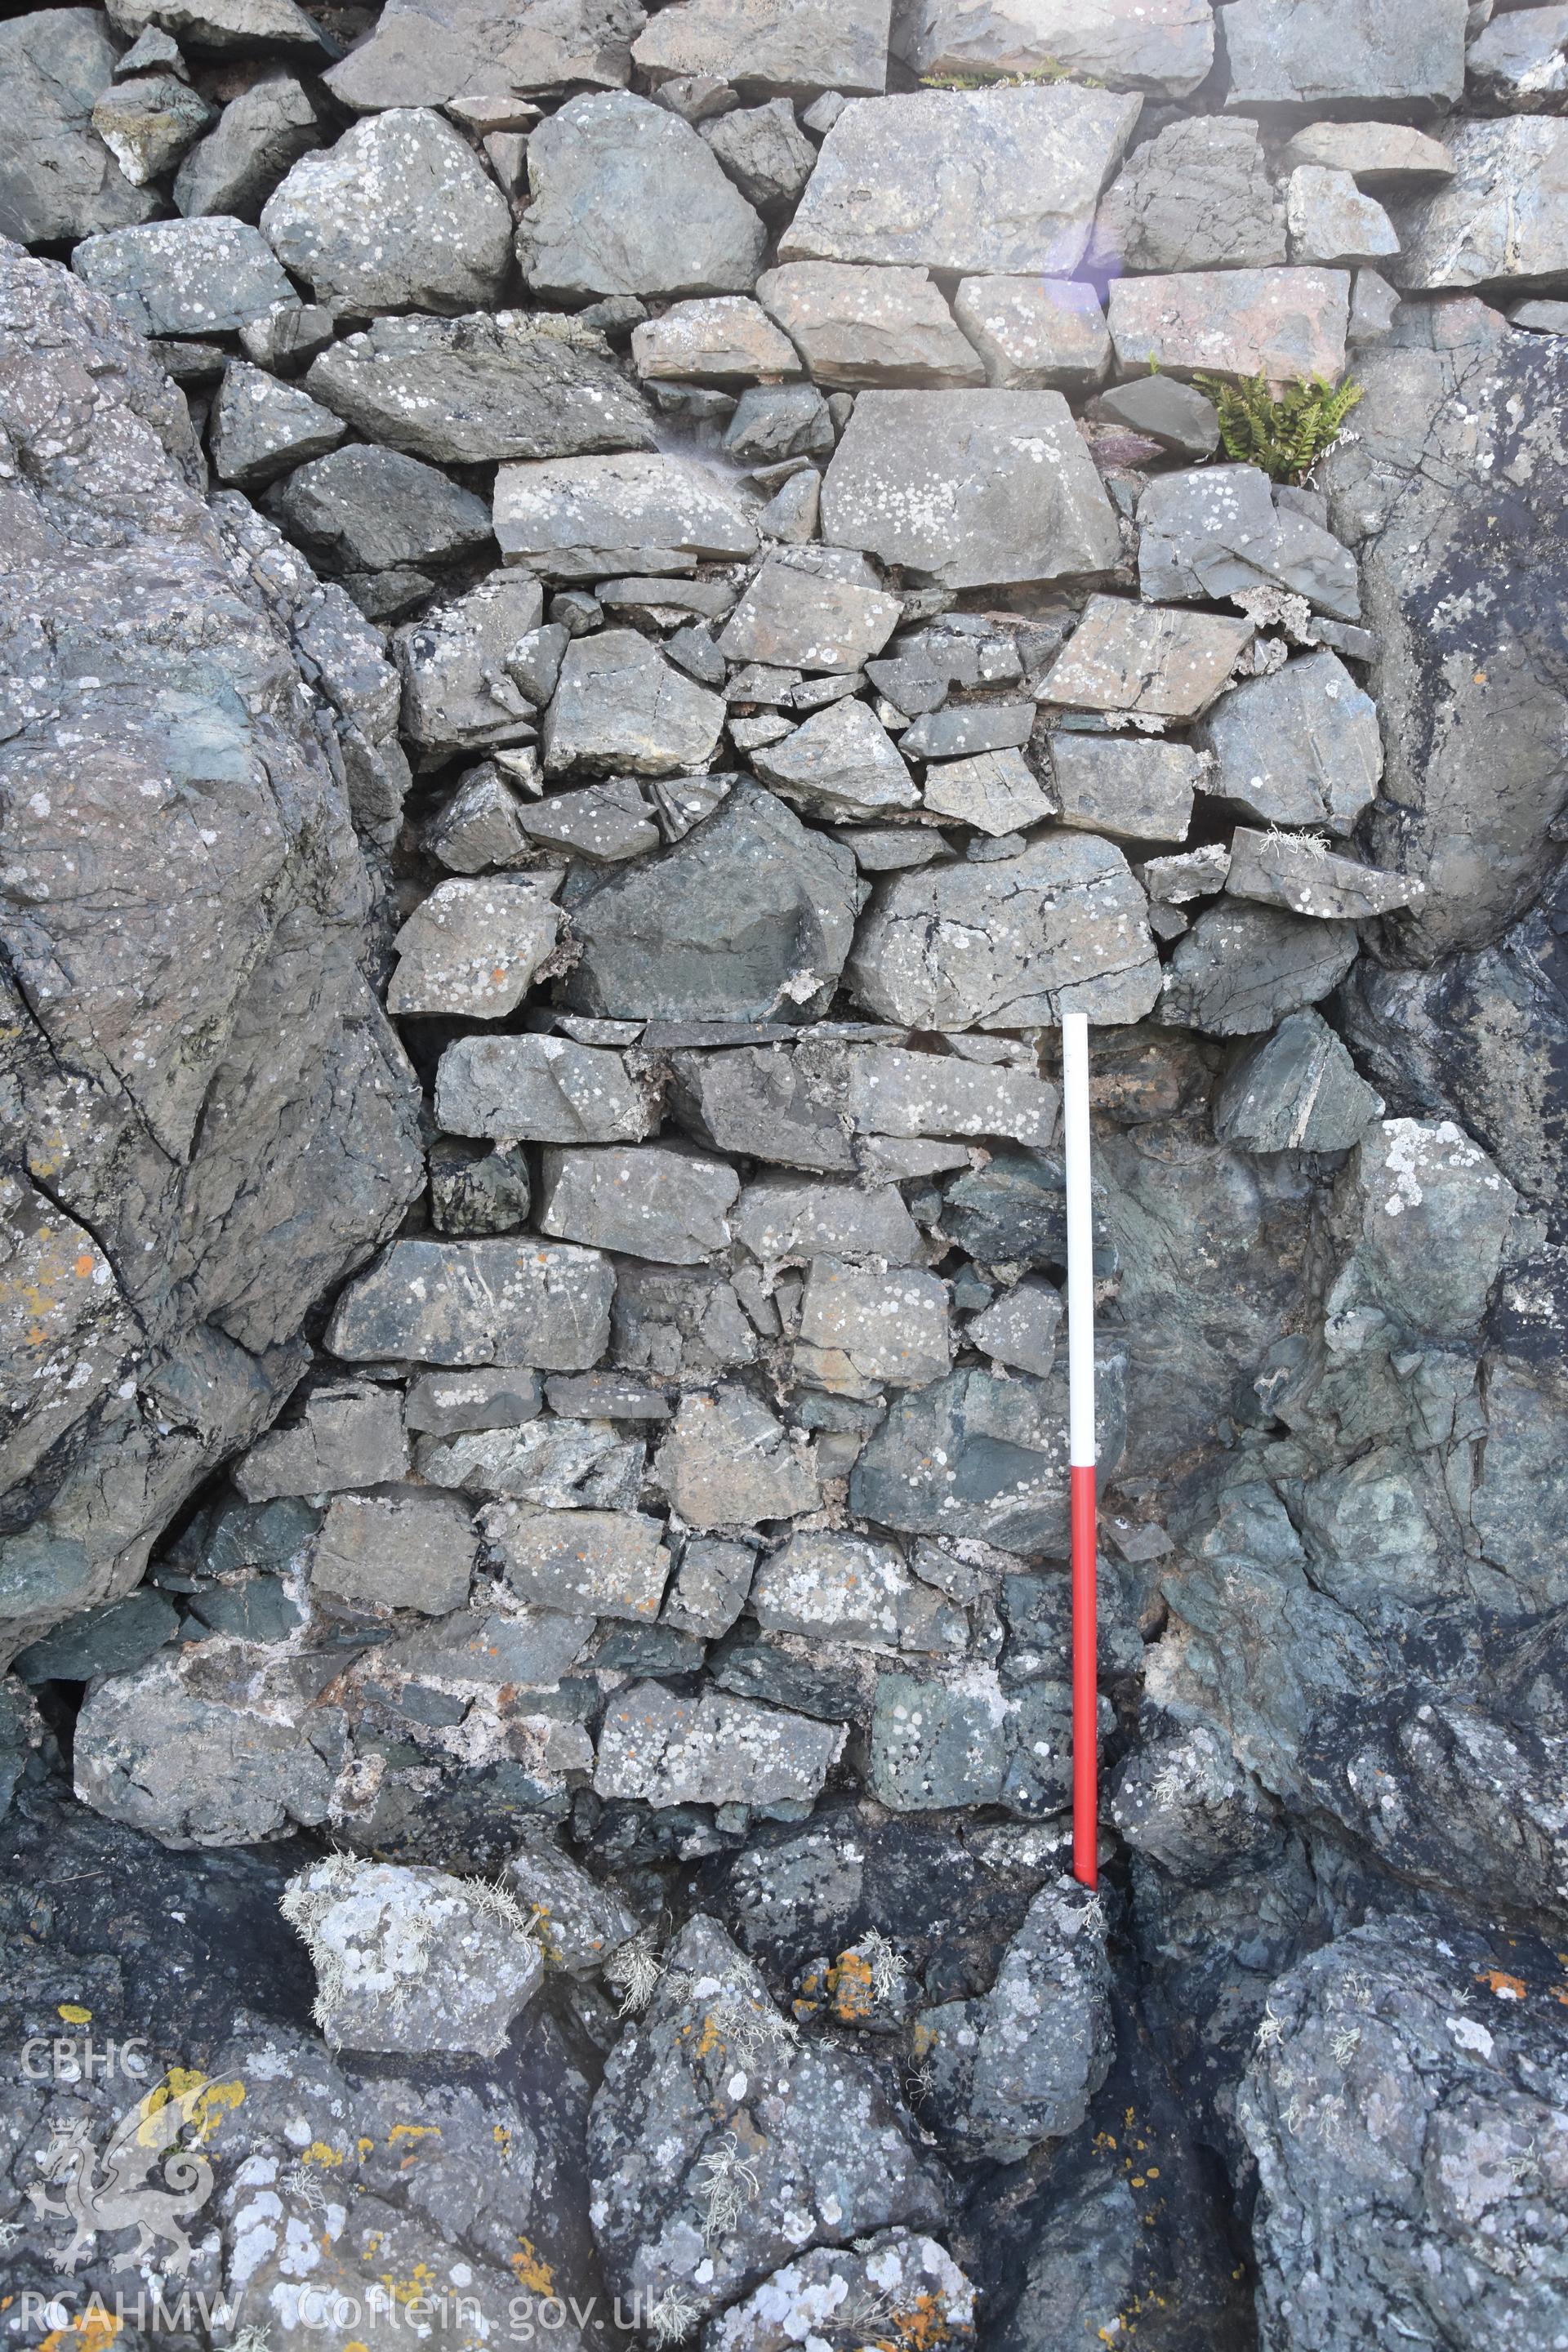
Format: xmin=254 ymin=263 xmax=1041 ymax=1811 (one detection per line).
xmin=0 ymin=247 xmax=421 ymax=1665
xmin=1239 ymin=1918 xmax=1568 ymax=2352
xmin=1322 ymin=300 xmax=1568 ymax=956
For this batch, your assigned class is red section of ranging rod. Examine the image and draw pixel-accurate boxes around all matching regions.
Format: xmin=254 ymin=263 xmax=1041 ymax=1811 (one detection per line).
xmin=1062 ymin=1010 xmax=1098 ymax=1890
xmin=1071 ymin=1462 xmax=1098 ymax=1889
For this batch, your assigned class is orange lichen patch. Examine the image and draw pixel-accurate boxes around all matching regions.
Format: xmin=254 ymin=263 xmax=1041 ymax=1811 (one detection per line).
xmin=138 ymin=2069 xmax=244 ymax=2148
xmin=1476 ymin=1968 xmax=1526 ymax=2000
xmin=509 ymin=2239 xmax=554 ymax=2294
xmin=909 ymin=2016 xmax=937 ymax=2060
xmin=824 ymin=1949 xmax=875 ymax=2024
xmin=694 ymin=2011 xmax=727 ymax=2060
xmin=39 ymin=2307 xmax=122 ymax=2352
xmin=866 ymin=2289 xmax=970 ymax=2350
xmin=378 ymin=2262 xmax=439 ymax=2310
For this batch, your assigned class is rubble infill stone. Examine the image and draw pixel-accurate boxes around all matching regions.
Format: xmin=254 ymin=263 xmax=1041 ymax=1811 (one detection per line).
xmin=325 ymin=1238 xmax=615 ymax=1368
xmin=1107 ymin=266 xmax=1351 ymax=384
xmin=593 ymin=1680 xmax=845 ymax=1806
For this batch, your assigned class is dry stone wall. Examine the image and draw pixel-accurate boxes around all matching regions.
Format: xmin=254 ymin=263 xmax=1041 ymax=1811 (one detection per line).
xmin=2 ymin=5 xmax=1567 ymax=2350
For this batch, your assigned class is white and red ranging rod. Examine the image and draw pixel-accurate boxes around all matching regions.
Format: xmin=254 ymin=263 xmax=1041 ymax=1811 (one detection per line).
xmin=1061 ymin=1013 xmax=1098 ymax=1891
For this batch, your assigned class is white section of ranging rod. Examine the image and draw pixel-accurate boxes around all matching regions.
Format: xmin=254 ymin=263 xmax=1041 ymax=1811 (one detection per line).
xmin=1062 ymin=1012 xmax=1096 ymax=1469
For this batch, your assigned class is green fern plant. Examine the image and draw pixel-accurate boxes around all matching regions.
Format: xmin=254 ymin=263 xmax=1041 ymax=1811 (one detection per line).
xmin=1193 ymin=370 xmax=1365 ymax=485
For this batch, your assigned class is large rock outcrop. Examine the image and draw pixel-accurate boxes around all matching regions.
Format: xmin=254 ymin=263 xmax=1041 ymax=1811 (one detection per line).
xmin=0 ymin=243 xmax=421 ymax=1663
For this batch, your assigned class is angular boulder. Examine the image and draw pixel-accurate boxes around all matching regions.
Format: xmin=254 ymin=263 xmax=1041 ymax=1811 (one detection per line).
xmin=324 ymin=0 xmax=647 ymax=112
xmin=281 ymin=1856 xmax=544 ymax=2055
xmin=516 ymin=89 xmax=767 ymax=301
xmin=820 ymin=388 xmax=1121 ymax=590
xmin=634 ymin=0 xmax=889 ymax=95
xmin=1107 ymin=265 xmax=1350 ymax=381
xmin=1221 ymin=0 xmax=1468 ymax=116
xmin=326 ymin=1238 xmax=615 ymax=1368
xmin=782 ymin=86 xmax=1142 ymax=278
xmin=1196 ymin=650 xmax=1383 ymax=832
xmin=561 ymin=782 xmax=862 ymax=1022
xmin=586 ymin=1914 xmax=944 ymax=2319
xmin=261 ymin=108 xmax=514 ymax=314
xmin=494 ymin=449 xmax=759 ymax=577
xmin=1321 ymin=303 xmax=1568 ymax=951
xmin=1157 ymin=903 xmax=1359 ymax=1034
xmin=1092 ymin=116 xmax=1285 ymax=276
xmin=849 ymin=835 xmax=1162 ymax=1028
xmin=0 ymin=9 xmax=158 ymax=243
xmin=755 ymin=261 xmax=985 ymax=389
xmin=304 ymin=311 xmax=656 ymax=465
